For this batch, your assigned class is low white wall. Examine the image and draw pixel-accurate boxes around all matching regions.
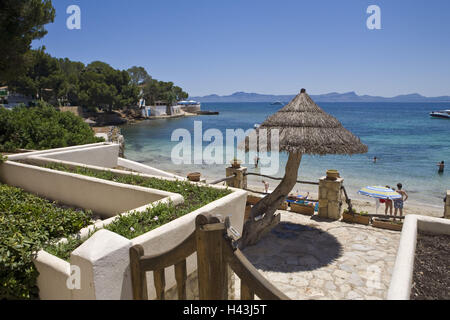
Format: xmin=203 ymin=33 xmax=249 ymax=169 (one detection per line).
xmin=132 ymin=188 xmax=247 ymax=300
xmin=387 ymin=214 xmax=450 ymax=300
xmin=34 ymin=188 xmax=246 ymax=300
xmin=2 ymin=145 xmax=247 ymax=300
xmin=39 ymin=144 xmax=119 ymax=168
xmin=5 ymin=143 xmax=108 ymax=161
xmin=34 ymin=251 xmax=72 ymax=300
xmin=0 ymin=161 xmax=181 ymax=219
xmin=7 ymin=143 xmax=184 ymax=182
xmin=118 ymin=158 xmax=185 ymax=180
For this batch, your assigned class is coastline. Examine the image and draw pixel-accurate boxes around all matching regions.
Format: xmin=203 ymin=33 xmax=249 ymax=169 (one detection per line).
xmin=125 ymin=159 xmax=445 ymax=219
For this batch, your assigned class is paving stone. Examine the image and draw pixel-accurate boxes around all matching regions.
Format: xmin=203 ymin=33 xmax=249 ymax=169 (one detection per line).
xmin=352 ymin=244 xmax=374 ymax=251
xmin=334 ymin=277 xmax=347 ymax=285
xmin=303 ymin=287 xmax=325 ymax=297
xmin=325 ymin=281 xmax=337 ymax=291
xmin=298 ymin=254 xmax=320 ymax=267
xmin=333 ymin=269 xmax=350 ymax=280
xmin=339 ymin=264 xmax=354 ymax=273
xmin=313 ymin=270 xmax=334 ymax=281
xmin=291 ymin=277 xmax=309 ymax=287
xmin=286 ymin=256 xmax=299 ymax=265
xmin=347 ymin=290 xmax=363 ymax=300
xmin=348 ymin=272 xmax=364 ymax=287
xmin=310 ymin=278 xmax=325 ymax=288
xmin=339 ymin=284 xmax=352 ymax=293
xmin=243 ymin=211 xmax=400 ymax=300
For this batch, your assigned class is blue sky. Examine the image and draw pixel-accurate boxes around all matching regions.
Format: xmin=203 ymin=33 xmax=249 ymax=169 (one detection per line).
xmin=33 ymin=0 xmax=450 ymax=97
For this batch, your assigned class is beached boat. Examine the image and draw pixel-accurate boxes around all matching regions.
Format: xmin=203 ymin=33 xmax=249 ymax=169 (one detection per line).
xmin=177 ymin=100 xmax=201 ymax=113
xmin=430 ymin=110 xmax=450 ymax=119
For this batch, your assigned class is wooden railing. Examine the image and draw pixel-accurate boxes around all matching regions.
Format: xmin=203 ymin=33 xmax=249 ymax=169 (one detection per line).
xmin=244 ymin=172 xmax=319 ymax=186
xmin=129 ymin=213 xmax=289 ymax=300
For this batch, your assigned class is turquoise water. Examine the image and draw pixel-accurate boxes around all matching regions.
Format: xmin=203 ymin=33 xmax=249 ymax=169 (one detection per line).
xmin=121 ymin=102 xmax=450 ymax=207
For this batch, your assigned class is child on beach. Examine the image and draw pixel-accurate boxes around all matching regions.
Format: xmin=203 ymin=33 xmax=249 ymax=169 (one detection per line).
xmin=394 ymin=183 xmax=408 ymax=219
xmin=262 ymin=180 xmax=270 ymax=194
xmin=380 ymin=185 xmax=393 ymax=215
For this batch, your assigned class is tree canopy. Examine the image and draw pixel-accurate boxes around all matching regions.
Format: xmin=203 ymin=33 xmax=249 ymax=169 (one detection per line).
xmin=7 ymin=51 xmax=141 ymax=112
xmin=78 ymin=61 xmax=139 ymax=112
xmin=143 ymin=79 xmax=189 ymax=106
xmin=0 ymin=0 xmax=55 ymax=83
xmin=127 ymin=66 xmax=151 ymax=86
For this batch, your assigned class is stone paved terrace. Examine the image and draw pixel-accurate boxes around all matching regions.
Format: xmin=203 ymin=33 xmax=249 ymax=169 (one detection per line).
xmin=238 ymin=210 xmax=401 ymax=300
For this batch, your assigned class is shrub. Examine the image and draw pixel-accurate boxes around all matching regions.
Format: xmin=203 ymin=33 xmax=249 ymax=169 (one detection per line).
xmin=0 ymin=154 xmax=6 ymax=163
xmin=0 ymin=102 xmax=104 ymax=152
xmin=0 ymin=183 xmax=93 ymax=299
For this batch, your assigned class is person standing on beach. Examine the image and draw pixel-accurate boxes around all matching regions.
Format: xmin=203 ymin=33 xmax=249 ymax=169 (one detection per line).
xmin=382 ymin=185 xmax=393 ymax=216
xmin=262 ymin=180 xmax=269 ymax=194
xmin=437 ymin=161 xmax=445 ymax=173
xmin=394 ymin=183 xmax=408 ymax=218
xmin=254 ymin=156 xmax=260 ymax=168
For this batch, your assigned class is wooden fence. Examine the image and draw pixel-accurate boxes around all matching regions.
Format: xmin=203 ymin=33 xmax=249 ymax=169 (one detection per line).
xmin=129 ymin=213 xmax=289 ymax=300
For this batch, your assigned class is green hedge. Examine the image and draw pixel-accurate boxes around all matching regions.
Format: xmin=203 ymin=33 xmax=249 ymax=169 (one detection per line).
xmin=0 ymin=102 xmax=103 ymax=152
xmin=0 ymin=183 xmax=93 ymax=300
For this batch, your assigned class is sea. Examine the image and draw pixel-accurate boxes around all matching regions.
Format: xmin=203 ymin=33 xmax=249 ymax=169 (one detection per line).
xmin=120 ymin=102 xmax=450 ymax=208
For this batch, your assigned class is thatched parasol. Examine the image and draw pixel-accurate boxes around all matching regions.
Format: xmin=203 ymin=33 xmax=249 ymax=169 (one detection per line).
xmin=240 ymin=89 xmax=368 ymax=247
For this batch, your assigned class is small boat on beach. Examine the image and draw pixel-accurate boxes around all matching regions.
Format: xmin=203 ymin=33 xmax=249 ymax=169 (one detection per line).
xmin=430 ymin=110 xmax=450 ymax=119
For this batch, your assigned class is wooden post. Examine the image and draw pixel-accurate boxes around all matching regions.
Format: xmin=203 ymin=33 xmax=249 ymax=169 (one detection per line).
xmin=129 ymin=245 xmax=148 ymax=300
xmin=195 ymin=214 xmax=228 ymax=300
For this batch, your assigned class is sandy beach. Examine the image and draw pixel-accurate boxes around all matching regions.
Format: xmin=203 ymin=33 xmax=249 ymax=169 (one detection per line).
xmin=243 ymin=180 xmax=445 ymax=219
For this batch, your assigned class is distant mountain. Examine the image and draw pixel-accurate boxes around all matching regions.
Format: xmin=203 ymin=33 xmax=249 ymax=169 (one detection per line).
xmin=189 ymin=91 xmax=450 ymax=103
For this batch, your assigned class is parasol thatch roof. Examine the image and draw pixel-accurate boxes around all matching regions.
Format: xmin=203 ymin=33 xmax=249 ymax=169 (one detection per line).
xmin=241 ymin=89 xmax=368 ymax=155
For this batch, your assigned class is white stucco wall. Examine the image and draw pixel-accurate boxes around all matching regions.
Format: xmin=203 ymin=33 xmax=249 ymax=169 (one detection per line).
xmin=39 ymin=144 xmax=119 ymax=168
xmin=118 ymin=158 xmax=185 ymax=180
xmin=33 ymin=188 xmax=246 ymax=300
xmin=131 ymin=188 xmax=247 ymax=300
xmin=0 ymin=161 xmax=181 ymax=219
xmin=5 ymin=143 xmax=108 ymax=161
xmin=34 ymin=251 xmax=72 ymax=300
xmin=387 ymin=214 xmax=450 ymax=300
xmin=1 ymin=143 xmax=247 ymax=300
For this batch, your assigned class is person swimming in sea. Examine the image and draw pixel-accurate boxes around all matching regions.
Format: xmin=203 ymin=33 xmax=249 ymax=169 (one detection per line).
xmin=437 ymin=161 xmax=445 ymax=174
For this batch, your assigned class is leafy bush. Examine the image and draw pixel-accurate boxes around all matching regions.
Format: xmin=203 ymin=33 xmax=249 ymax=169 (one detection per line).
xmin=44 ymin=228 xmax=98 ymax=262
xmin=0 ymin=154 xmax=6 ymax=163
xmin=0 ymin=102 xmax=104 ymax=152
xmin=0 ymin=183 xmax=93 ymax=299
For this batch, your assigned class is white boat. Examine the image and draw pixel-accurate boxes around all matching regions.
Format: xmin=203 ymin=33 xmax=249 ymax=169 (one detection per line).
xmin=430 ymin=110 xmax=450 ymax=119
